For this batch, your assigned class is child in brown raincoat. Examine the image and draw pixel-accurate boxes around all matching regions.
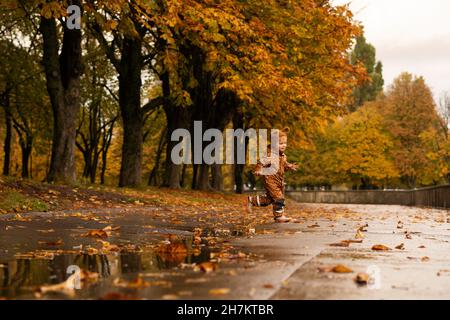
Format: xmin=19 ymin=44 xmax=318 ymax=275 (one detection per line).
xmin=247 ymin=128 xmax=298 ymax=223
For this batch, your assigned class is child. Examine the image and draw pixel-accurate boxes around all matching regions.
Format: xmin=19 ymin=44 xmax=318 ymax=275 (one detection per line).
xmin=247 ymin=128 xmax=298 ymax=223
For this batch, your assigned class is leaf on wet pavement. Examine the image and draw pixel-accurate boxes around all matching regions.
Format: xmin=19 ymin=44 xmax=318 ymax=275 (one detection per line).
xmin=82 ymin=229 xmax=110 ymax=238
xmin=209 ymin=288 xmax=230 ymax=296
xmin=358 ymin=223 xmax=369 ymax=232
xmin=318 ymin=264 xmax=353 ymax=273
xmin=354 ymin=273 xmax=370 ymax=285
xmin=371 ymin=244 xmax=392 ymax=251
xmin=355 ymin=229 xmax=365 ymax=239
xmin=113 ymin=277 xmax=150 ymax=289
xmin=156 ymin=242 xmax=188 ymax=255
xmin=332 ymin=265 xmax=353 ymax=273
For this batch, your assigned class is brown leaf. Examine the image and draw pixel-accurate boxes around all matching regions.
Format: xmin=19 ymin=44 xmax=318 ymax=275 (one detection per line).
xmin=395 ymin=243 xmax=405 ymax=250
xmin=156 ymin=242 xmax=188 ymax=255
xmin=209 ymin=288 xmax=230 ymax=296
xmin=371 ymin=244 xmax=391 ymax=251
xmin=418 ymin=245 xmax=426 ymax=249
xmin=421 ymin=256 xmax=430 ymax=262
xmin=354 ymin=273 xmax=370 ymax=285
xmin=332 ymin=265 xmax=353 ymax=273
xmin=358 ymin=224 xmax=369 ymax=232
xmin=82 ymin=229 xmax=109 ymax=238
xmin=355 ymin=229 xmax=365 ymax=239
xmin=113 ymin=277 xmax=150 ymax=289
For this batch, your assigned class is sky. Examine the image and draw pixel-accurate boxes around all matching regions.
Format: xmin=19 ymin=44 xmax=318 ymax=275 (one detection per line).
xmin=333 ymin=0 xmax=450 ymax=103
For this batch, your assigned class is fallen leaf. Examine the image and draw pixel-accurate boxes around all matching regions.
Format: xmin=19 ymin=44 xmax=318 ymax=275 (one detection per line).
xmin=113 ymin=277 xmax=150 ymax=289
xmin=418 ymin=245 xmax=426 ymax=249
xmin=355 ymin=229 xmax=365 ymax=239
xmin=263 ymin=284 xmax=274 ymax=289
xmin=332 ymin=265 xmax=353 ymax=273
xmin=82 ymin=229 xmax=109 ymax=238
xmin=354 ymin=273 xmax=370 ymax=285
xmin=358 ymin=223 xmax=369 ymax=232
xmin=421 ymin=256 xmax=430 ymax=262
xmin=395 ymin=243 xmax=405 ymax=250
xmin=372 ymin=244 xmax=391 ymax=251
xmin=209 ymin=288 xmax=230 ymax=296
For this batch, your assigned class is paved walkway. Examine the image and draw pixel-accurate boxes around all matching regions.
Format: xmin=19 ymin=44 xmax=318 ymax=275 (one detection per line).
xmin=0 ymin=204 xmax=449 ymax=299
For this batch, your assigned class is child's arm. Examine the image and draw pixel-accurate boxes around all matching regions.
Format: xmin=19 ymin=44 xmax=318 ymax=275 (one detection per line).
xmin=284 ymin=160 xmax=299 ymax=171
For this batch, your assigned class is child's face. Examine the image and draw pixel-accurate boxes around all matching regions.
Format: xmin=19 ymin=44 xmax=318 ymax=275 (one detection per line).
xmin=279 ymin=136 xmax=287 ymax=153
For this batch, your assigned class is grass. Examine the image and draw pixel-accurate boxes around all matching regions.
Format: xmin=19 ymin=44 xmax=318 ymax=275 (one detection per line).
xmin=0 ymin=189 xmax=49 ymax=213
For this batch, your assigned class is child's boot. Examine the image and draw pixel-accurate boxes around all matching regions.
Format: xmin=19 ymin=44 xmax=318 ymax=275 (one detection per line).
xmin=273 ymin=199 xmax=291 ymax=223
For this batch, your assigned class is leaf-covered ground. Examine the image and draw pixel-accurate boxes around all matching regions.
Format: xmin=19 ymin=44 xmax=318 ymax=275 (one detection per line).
xmin=1 ymin=178 xmax=449 ymax=300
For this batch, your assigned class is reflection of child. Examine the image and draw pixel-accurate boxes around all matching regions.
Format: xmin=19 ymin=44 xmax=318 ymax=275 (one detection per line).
xmin=247 ymin=128 xmax=298 ymax=223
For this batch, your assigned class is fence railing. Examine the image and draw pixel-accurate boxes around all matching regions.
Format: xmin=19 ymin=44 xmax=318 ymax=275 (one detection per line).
xmin=286 ymin=185 xmax=450 ymax=210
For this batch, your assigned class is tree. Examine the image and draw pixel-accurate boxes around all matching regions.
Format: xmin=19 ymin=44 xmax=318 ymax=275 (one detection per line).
xmin=350 ymin=36 xmax=384 ymax=111
xmin=39 ymin=0 xmax=83 ymax=183
xmin=136 ymin=0 xmax=365 ymax=190
xmin=294 ymin=103 xmax=398 ymax=188
xmin=380 ymin=73 xmax=447 ymax=187
xmin=86 ymin=1 xmax=164 ymax=187
xmin=76 ymin=36 xmax=119 ymax=184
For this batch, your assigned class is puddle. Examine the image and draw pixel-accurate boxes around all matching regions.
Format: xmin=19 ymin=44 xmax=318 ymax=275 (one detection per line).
xmin=0 ymin=237 xmax=212 ymax=299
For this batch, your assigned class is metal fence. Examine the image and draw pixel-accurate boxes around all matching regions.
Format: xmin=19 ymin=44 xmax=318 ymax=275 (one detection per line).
xmin=286 ymin=185 xmax=450 ymax=210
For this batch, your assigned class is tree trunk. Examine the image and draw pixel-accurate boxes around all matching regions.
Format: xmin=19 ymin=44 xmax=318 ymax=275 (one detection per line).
xmin=41 ymin=4 xmax=82 ymax=184
xmin=21 ymin=143 xmax=32 ymax=179
xmin=2 ymin=93 xmax=12 ymax=176
xmin=196 ymin=164 xmax=211 ymax=190
xmin=148 ymin=128 xmax=166 ymax=186
xmin=162 ymin=70 xmax=190 ymax=189
xmin=163 ymin=105 xmax=187 ymax=189
xmin=118 ymin=36 xmax=143 ymax=187
xmin=211 ymin=164 xmax=223 ymax=191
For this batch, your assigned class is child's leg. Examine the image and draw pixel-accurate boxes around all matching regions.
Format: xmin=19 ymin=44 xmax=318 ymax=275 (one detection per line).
xmin=249 ymin=194 xmax=274 ymax=207
xmin=264 ymin=179 xmax=286 ymax=218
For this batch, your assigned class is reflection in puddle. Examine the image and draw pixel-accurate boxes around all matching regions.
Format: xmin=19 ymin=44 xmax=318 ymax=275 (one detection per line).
xmin=0 ymin=237 xmax=211 ymax=299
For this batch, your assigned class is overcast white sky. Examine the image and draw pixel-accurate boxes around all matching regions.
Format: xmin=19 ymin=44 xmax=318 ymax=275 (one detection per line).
xmin=333 ymin=0 xmax=450 ymax=102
